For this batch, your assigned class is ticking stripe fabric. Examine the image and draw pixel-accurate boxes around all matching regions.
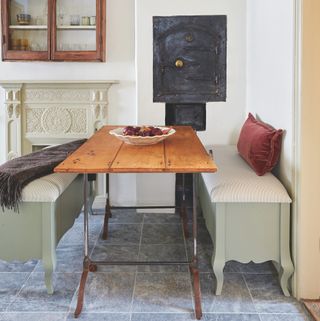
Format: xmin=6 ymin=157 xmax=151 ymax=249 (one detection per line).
xmin=0 ymin=139 xmax=86 ymax=211
xmin=201 ymin=145 xmax=291 ymax=203
xmin=21 ymin=173 xmax=78 ymax=202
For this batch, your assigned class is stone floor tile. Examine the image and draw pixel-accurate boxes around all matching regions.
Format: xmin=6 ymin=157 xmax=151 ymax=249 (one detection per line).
xmin=141 ymin=224 xmax=184 ymax=244
xmin=0 ymin=312 xmax=67 ymax=321
xmin=91 ymin=209 xmax=144 ymax=225
xmin=91 ymin=244 xmax=139 ymax=272
xmin=244 ymin=274 xmax=303 ymax=314
xmin=58 ymin=222 xmax=102 ymax=247
xmin=66 ymin=312 xmax=130 ymax=321
xmin=0 ymin=260 xmax=38 ymax=273
xmin=8 ymin=272 xmax=79 ymax=312
xmin=132 ymin=272 xmax=193 ymax=313
xmin=131 ymin=313 xmax=195 ymax=321
xmin=200 ymin=273 xmax=255 ymax=313
xmin=75 ymin=212 xmax=104 ymax=225
xmin=0 ymin=209 xmax=313 ymax=321
xmin=138 ymin=244 xmax=188 ymax=272
xmin=204 ymin=314 xmax=261 ymax=321
xmin=249 ymin=289 xmax=304 ymax=314
xmin=70 ymin=272 xmax=135 ymax=313
xmin=0 ymin=273 xmax=29 ymax=311
xmin=35 ymin=245 xmax=83 ymax=273
xmin=97 ymin=224 xmax=142 ymax=245
xmin=259 ymin=313 xmax=313 ymax=321
xmin=143 ymin=213 xmax=181 ymax=224
xmin=244 ymin=274 xmax=282 ymax=290
xmin=106 ymin=210 xmax=144 ymax=224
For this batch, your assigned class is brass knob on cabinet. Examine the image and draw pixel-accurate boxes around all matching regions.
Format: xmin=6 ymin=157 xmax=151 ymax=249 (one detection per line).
xmin=175 ymin=59 xmax=184 ymax=68
xmin=185 ymin=34 xmax=193 ymax=42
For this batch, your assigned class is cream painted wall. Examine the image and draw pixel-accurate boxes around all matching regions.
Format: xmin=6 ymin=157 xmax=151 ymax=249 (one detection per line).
xmin=296 ymin=0 xmax=320 ymax=299
xmin=246 ymin=0 xmax=295 ymax=193
xmin=0 ymin=0 xmax=247 ymax=208
xmin=247 ymin=0 xmax=320 ymax=299
xmin=0 ymin=0 xmax=137 ymax=206
xmin=246 ymin=0 xmax=297 ymax=295
xmin=135 ymin=0 xmax=247 ymax=207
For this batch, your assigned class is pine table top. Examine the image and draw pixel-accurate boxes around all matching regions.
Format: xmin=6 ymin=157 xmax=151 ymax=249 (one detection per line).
xmin=54 ymin=126 xmax=217 ymax=174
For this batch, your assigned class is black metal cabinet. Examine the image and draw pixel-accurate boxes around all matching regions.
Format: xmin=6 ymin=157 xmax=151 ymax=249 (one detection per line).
xmin=165 ymin=103 xmax=206 ymax=131
xmin=153 ymin=15 xmax=227 ymax=103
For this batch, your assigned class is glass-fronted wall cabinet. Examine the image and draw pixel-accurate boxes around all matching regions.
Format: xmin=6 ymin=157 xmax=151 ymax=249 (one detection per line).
xmin=1 ymin=0 xmax=106 ymax=61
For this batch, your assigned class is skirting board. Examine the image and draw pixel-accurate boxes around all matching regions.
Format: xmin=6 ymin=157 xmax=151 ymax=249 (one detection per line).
xmin=137 ymin=208 xmax=175 ymax=214
xmin=93 ymin=196 xmax=175 ymax=213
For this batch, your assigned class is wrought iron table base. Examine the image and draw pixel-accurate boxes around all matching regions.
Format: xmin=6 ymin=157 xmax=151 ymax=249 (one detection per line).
xmin=74 ymin=173 xmax=202 ymax=320
xmin=102 ymin=173 xmax=189 ymax=239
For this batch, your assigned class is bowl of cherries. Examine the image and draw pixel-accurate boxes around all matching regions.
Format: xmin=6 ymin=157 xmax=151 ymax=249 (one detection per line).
xmin=109 ymin=126 xmax=176 ymax=145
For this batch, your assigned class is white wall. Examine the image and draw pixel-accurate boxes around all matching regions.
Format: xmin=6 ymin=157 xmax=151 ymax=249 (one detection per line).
xmin=246 ymin=0 xmax=295 ymax=193
xmin=247 ymin=0 xmax=312 ymax=298
xmin=0 ymin=0 xmax=137 ymax=206
xmin=135 ymin=0 xmax=247 ymax=207
xmin=0 ymin=0 xmax=248 ymax=208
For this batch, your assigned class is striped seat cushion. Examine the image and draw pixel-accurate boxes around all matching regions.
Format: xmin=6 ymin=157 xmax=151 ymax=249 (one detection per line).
xmin=21 ymin=173 xmax=78 ymax=202
xmin=201 ymin=145 xmax=291 ymax=203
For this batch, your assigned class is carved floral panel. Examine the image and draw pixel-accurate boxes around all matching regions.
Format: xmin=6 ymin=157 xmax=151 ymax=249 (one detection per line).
xmin=26 ymin=108 xmax=45 ymax=133
xmin=25 ymin=106 xmax=87 ymax=135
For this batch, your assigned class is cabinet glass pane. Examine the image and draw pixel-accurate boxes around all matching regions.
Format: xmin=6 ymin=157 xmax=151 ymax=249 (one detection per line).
xmin=9 ymin=0 xmax=48 ymax=51
xmin=9 ymin=30 xmax=47 ymax=51
xmin=56 ymin=0 xmax=96 ymax=51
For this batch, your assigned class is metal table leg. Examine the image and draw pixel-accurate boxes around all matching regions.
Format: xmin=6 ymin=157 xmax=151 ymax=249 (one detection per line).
xmin=74 ymin=173 xmax=202 ymax=319
xmin=74 ymin=174 xmax=97 ymax=318
xmin=102 ymin=173 xmax=112 ymax=239
xmin=180 ymin=173 xmax=189 ymax=238
xmin=190 ymin=173 xmax=202 ymax=320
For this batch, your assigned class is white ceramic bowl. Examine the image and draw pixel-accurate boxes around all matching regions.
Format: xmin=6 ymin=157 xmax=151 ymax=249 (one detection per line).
xmin=109 ymin=127 xmax=176 ymax=145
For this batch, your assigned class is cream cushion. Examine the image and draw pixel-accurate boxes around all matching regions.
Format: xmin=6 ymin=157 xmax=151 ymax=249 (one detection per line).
xmin=21 ymin=173 xmax=78 ymax=202
xmin=201 ymin=145 xmax=291 ymax=203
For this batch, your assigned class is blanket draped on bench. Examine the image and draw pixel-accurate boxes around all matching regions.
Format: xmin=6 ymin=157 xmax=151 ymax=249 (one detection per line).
xmin=0 ymin=139 xmax=86 ymax=211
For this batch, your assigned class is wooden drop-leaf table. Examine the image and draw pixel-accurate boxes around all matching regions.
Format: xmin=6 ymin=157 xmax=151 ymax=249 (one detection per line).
xmin=54 ymin=125 xmax=217 ymax=319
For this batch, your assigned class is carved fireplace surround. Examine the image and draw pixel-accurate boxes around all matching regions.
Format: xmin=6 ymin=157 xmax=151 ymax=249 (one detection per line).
xmin=0 ymin=80 xmax=118 ymax=207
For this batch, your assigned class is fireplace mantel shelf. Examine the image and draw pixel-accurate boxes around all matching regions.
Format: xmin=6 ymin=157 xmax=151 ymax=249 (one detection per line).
xmin=0 ymin=79 xmax=119 ymax=208
xmin=0 ymin=80 xmax=119 ymax=159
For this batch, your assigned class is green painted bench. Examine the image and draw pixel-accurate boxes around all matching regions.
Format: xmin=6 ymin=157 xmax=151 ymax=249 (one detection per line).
xmin=0 ymin=173 xmax=88 ymax=294
xmin=198 ymin=145 xmax=294 ymax=296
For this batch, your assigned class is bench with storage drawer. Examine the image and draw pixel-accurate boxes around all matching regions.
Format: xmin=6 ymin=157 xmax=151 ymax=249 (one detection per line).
xmin=198 ymin=145 xmax=294 ymax=296
xmin=0 ymin=173 xmax=92 ymax=294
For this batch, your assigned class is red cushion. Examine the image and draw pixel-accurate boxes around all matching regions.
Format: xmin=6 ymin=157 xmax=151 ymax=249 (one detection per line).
xmin=237 ymin=113 xmax=283 ymax=176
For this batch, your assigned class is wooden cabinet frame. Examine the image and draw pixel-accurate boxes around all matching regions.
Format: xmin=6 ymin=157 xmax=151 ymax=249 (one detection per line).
xmin=1 ymin=0 xmax=106 ymax=62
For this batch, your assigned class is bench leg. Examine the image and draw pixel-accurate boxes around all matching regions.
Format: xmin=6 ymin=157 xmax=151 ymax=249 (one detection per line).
xmin=44 ymin=264 xmax=54 ymax=295
xmin=279 ymin=203 xmax=294 ymax=296
xmin=42 ymin=203 xmax=57 ymax=294
xmin=212 ymin=203 xmax=226 ymax=295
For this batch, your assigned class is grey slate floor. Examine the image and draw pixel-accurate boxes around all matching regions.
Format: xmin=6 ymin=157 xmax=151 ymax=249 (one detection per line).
xmin=0 ymin=209 xmax=313 ymax=321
